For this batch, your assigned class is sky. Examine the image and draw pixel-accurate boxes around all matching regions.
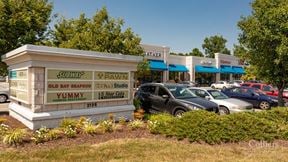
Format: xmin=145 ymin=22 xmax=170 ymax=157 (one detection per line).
xmin=51 ymin=0 xmax=252 ymax=54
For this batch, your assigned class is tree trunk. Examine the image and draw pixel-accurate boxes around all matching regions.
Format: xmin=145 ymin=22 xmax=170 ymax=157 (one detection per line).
xmin=277 ymin=82 xmax=285 ymax=107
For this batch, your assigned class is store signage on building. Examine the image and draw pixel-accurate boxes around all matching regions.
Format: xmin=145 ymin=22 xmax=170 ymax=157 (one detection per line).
xmin=145 ymin=51 xmax=162 ymax=57
xmin=220 ymin=60 xmax=231 ymax=64
xmin=46 ymin=69 xmax=130 ymax=104
xmin=9 ymin=69 xmax=28 ymax=102
xmin=200 ymin=60 xmax=212 ymax=65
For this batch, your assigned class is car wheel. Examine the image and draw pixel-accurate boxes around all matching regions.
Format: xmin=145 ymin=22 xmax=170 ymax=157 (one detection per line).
xmin=222 ymin=86 xmax=226 ymax=89
xmin=219 ymin=106 xmax=230 ymax=115
xmin=259 ymin=101 xmax=270 ymax=110
xmin=211 ymin=86 xmax=215 ymax=89
xmin=0 ymin=94 xmax=7 ymax=103
xmin=174 ymin=109 xmax=186 ymax=117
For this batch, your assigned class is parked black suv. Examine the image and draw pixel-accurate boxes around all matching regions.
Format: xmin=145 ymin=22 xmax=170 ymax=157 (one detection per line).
xmin=134 ymin=83 xmax=219 ymax=116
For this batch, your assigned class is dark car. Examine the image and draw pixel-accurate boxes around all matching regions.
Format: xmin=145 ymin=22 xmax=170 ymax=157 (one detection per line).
xmin=134 ymin=83 xmax=219 ymax=116
xmin=241 ymin=82 xmax=288 ymax=100
xmin=221 ymin=87 xmax=278 ymax=110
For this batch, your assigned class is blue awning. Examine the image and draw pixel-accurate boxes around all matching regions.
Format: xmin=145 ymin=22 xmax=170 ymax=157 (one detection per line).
xmin=149 ymin=60 xmax=168 ymax=71
xmin=169 ymin=64 xmax=189 ymax=72
xmin=220 ymin=65 xmax=235 ymax=73
xmin=195 ymin=65 xmax=219 ymax=73
xmin=232 ymin=66 xmax=245 ymax=74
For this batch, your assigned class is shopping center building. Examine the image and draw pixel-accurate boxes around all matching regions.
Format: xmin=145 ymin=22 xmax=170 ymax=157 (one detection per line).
xmin=140 ymin=44 xmax=245 ymax=86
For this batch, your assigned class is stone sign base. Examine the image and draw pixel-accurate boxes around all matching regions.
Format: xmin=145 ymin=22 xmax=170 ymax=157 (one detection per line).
xmin=9 ymin=103 xmax=135 ymax=130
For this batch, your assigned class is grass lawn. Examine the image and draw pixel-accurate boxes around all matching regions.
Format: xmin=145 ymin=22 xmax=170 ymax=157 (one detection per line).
xmin=1 ymin=138 xmax=288 ymax=162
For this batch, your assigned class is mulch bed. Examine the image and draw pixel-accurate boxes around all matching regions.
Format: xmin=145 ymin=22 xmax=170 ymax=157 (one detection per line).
xmin=0 ymin=113 xmax=167 ymax=152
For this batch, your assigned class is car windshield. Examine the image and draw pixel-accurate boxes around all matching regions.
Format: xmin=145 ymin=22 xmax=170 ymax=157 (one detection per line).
xmin=207 ymin=90 xmax=229 ymax=99
xmin=165 ymin=85 xmax=197 ymax=99
xmin=250 ymin=88 xmax=266 ymax=95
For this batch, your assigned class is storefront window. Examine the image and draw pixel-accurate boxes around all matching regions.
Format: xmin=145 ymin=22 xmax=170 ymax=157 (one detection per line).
xmin=232 ymin=74 xmax=242 ymax=80
xmin=134 ymin=71 xmax=163 ymax=87
xmin=220 ymin=73 xmax=230 ymax=81
xmin=169 ymin=72 xmax=178 ymax=81
xmin=195 ymin=73 xmax=216 ymax=86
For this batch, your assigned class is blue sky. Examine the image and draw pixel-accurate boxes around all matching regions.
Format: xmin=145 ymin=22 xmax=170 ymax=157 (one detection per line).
xmin=51 ymin=0 xmax=252 ymax=54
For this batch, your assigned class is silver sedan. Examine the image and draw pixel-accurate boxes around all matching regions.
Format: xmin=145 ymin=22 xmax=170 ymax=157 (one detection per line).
xmin=189 ymin=87 xmax=254 ymax=115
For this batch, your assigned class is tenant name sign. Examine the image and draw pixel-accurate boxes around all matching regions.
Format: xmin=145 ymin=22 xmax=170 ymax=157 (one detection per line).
xmin=94 ymin=72 xmax=129 ymax=101
xmin=9 ymin=70 xmax=28 ymax=102
xmin=46 ymin=69 xmax=129 ymax=104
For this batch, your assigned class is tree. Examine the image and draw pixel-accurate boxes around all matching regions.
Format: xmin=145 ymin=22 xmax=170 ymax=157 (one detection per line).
xmin=238 ymin=0 xmax=288 ymax=106
xmin=189 ymin=48 xmax=204 ymax=57
xmin=233 ymin=44 xmax=248 ymax=58
xmin=0 ymin=0 xmax=53 ymax=76
xmin=136 ymin=57 xmax=150 ymax=78
xmin=202 ymin=35 xmax=231 ymax=58
xmin=51 ymin=7 xmax=144 ymax=55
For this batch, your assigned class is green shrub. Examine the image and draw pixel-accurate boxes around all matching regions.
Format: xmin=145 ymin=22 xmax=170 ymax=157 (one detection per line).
xmin=60 ymin=118 xmax=78 ymax=129
xmin=3 ymin=129 xmax=27 ymax=145
xmin=63 ymin=125 xmax=77 ymax=138
xmin=31 ymin=126 xmax=49 ymax=144
xmin=83 ymin=122 xmax=97 ymax=135
xmin=118 ymin=117 xmax=127 ymax=125
xmin=170 ymin=110 xmax=221 ymax=143
xmin=128 ymin=120 xmax=144 ymax=130
xmin=133 ymin=98 xmax=141 ymax=111
xmin=0 ymin=123 xmax=10 ymax=137
xmin=76 ymin=116 xmax=89 ymax=130
xmin=46 ymin=129 xmax=62 ymax=140
xmin=147 ymin=113 xmax=174 ymax=134
xmin=253 ymin=108 xmax=288 ymax=124
xmin=222 ymin=112 xmax=279 ymax=142
xmin=148 ymin=109 xmax=288 ymax=144
xmin=98 ymin=120 xmax=116 ymax=133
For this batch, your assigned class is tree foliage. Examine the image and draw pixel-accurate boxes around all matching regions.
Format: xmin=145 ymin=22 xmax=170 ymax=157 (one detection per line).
xmin=202 ymin=35 xmax=231 ymax=58
xmin=238 ymin=0 xmax=288 ymax=106
xmin=136 ymin=58 xmax=150 ymax=78
xmin=233 ymin=44 xmax=248 ymax=58
xmin=51 ymin=7 xmax=144 ymax=55
xmin=189 ymin=48 xmax=204 ymax=57
xmin=0 ymin=0 xmax=53 ymax=76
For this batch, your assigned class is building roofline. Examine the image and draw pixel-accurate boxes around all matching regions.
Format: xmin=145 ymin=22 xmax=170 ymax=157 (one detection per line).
xmin=3 ymin=44 xmax=143 ymax=62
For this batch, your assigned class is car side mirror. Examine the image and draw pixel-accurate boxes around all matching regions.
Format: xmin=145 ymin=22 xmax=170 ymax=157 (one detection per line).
xmin=271 ymin=90 xmax=274 ymax=93
xmin=162 ymin=94 xmax=169 ymax=99
xmin=205 ymin=96 xmax=211 ymax=100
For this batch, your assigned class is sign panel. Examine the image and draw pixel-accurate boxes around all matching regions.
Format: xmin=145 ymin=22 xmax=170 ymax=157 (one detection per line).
xmin=9 ymin=70 xmax=27 ymax=80
xmin=46 ymin=69 xmax=130 ymax=104
xmin=47 ymin=81 xmax=93 ymax=91
xmin=47 ymin=92 xmax=93 ymax=103
xmin=47 ymin=69 xmax=93 ymax=80
xmin=94 ymin=81 xmax=129 ymax=90
xmin=94 ymin=90 xmax=129 ymax=100
xmin=9 ymin=69 xmax=28 ymax=102
xmin=94 ymin=71 xmax=129 ymax=80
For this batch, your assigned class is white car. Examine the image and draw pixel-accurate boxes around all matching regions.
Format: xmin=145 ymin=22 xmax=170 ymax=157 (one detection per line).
xmin=210 ymin=81 xmax=234 ymax=89
xmin=189 ymin=87 xmax=254 ymax=115
xmin=228 ymin=81 xmax=241 ymax=87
